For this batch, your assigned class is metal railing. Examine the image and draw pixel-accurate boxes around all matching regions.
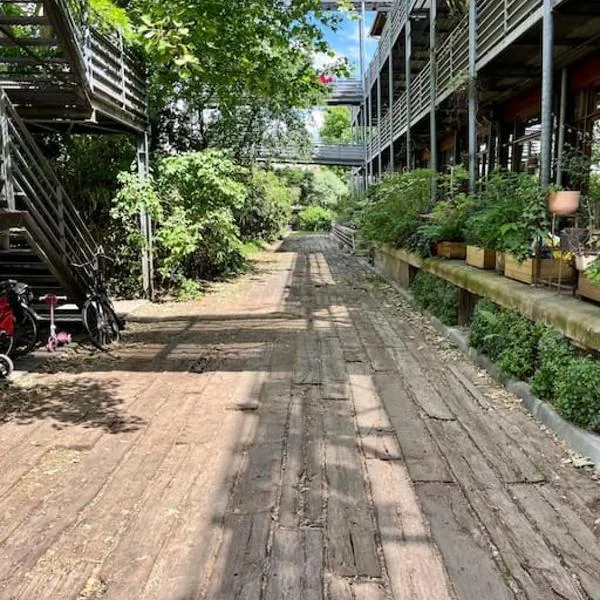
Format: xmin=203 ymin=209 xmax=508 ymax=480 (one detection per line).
xmin=257 ymin=144 xmax=365 ymax=166
xmin=86 ymin=28 xmax=147 ymax=120
xmin=366 ymin=0 xmax=563 ymax=160
xmin=332 ymin=223 xmax=361 ymax=253
xmin=0 ymin=0 xmax=147 ymax=125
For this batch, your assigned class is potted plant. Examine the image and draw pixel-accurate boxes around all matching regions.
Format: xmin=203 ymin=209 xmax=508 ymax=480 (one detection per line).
xmin=548 ymin=146 xmax=591 ymax=215
xmin=464 ymin=202 xmax=500 ymax=270
xmin=492 ymin=173 xmax=575 ymax=284
xmin=463 ymin=170 xmax=521 ymax=271
xmin=414 ymin=194 xmax=472 ymax=259
xmin=424 ymin=166 xmax=471 ymax=259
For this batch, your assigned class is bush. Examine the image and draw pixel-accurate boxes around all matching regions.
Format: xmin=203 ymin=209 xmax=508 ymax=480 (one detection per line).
xmin=237 ymin=170 xmax=292 ymax=242
xmin=469 ymin=299 xmax=502 ymax=358
xmin=495 ymin=311 xmax=543 ymax=379
xmin=410 ymin=272 xmax=459 ymax=325
xmin=298 ymin=205 xmax=333 ymax=231
xmin=464 ymin=170 xmax=548 ymax=260
xmin=531 ymin=329 xmax=575 ymax=400
xmin=335 ymin=190 xmax=367 ymax=230
xmin=112 ymin=150 xmax=249 ymax=296
xmin=469 ymin=300 xmax=542 ymax=379
xmin=469 ymin=300 xmax=600 ymax=430
xmin=360 ymin=170 xmax=434 ymax=249
xmin=554 ymin=357 xmax=600 ymax=431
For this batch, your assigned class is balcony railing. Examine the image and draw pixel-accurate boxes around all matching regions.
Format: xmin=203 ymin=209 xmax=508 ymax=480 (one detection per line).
xmin=365 ymin=0 xmax=567 ymax=159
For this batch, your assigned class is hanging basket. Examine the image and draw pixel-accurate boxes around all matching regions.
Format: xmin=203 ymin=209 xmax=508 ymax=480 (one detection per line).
xmin=548 ymin=190 xmax=580 ymax=216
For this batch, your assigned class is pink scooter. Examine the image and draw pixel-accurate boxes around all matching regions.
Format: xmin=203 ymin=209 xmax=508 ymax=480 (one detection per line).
xmin=40 ymin=294 xmax=72 ymax=352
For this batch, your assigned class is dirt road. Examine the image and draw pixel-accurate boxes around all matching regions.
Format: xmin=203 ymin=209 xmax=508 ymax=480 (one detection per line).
xmin=0 ymin=234 xmax=599 ymax=599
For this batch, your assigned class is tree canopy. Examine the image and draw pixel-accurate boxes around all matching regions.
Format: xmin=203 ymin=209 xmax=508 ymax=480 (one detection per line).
xmin=120 ymin=0 xmax=350 ymax=155
xmin=320 ymin=107 xmax=352 ymax=144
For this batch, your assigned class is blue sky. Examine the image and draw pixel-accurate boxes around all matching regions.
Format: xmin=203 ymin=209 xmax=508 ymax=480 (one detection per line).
xmin=307 ymin=11 xmax=378 ymax=139
xmin=315 ymin=11 xmax=378 ymax=77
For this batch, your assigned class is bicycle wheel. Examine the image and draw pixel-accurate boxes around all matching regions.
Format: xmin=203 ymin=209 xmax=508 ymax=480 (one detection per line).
xmin=0 ymin=332 xmax=13 ymax=356
xmin=82 ymin=295 xmax=121 ymax=350
xmin=11 ymin=305 xmax=38 ymax=357
xmin=0 ymin=354 xmax=13 ymax=379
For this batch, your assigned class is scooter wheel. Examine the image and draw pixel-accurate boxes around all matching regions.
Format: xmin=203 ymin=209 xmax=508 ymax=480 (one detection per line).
xmin=0 ymin=354 xmax=14 ymax=379
xmin=47 ymin=337 xmax=58 ymax=353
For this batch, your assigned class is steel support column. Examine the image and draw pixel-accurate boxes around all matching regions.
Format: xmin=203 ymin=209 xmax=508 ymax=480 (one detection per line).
xmin=377 ymin=53 xmax=383 ymax=177
xmin=429 ymin=0 xmax=437 ymax=174
xmin=360 ymin=0 xmax=368 ymax=187
xmin=137 ymin=131 xmax=153 ymax=299
xmin=468 ymin=0 xmax=478 ymax=192
xmin=0 ymin=95 xmax=14 ymax=212
xmin=405 ymin=0 xmax=412 ymax=169
xmin=540 ymin=0 xmax=554 ymax=187
xmin=556 ymin=67 xmax=568 ymax=186
xmin=388 ymin=22 xmax=395 ymax=172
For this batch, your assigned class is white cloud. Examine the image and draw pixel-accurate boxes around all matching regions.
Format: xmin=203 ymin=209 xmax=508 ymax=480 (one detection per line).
xmin=312 ymin=50 xmax=345 ymax=71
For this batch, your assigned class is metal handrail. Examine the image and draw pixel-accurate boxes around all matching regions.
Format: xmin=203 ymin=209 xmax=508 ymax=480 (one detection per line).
xmin=0 ymin=90 xmax=96 ymax=287
xmin=366 ymin=0 xmax=556 ymax=155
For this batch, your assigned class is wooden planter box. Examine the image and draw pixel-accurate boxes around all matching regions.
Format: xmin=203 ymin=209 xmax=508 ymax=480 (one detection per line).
xmin=504 ymin=255 xmax=575 ymax=285
xmin=578 ymin=273 xmax=600 ymax=303
xmin=466 ymin=246 xmax=496 ymax=270
xmin=436 ymin=241 xmax=466 ymax=259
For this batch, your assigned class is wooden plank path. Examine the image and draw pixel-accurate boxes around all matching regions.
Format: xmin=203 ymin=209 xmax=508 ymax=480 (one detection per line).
xmin=0 ymin=233 xmax=598 ymax=599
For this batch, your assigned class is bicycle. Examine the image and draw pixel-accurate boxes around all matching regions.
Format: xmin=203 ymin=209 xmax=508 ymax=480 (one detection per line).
xmin=0 ymin=280 xmax=39 ymax=358
xmin=72 ymin=247 xmax=123 ymax=350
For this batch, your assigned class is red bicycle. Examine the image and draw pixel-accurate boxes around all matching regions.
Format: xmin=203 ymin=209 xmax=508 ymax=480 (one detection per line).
xmin=0 ymin=280 xmax=38 ymax=358
xmin=0 ymin=293 xmax=15 ymax=379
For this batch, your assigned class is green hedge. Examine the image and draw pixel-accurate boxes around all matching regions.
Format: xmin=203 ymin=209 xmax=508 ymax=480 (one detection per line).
xmin=410 ymin=272 xmax=459 ymax=326
xmin=469 ymin=301 xmax=600 ymax=431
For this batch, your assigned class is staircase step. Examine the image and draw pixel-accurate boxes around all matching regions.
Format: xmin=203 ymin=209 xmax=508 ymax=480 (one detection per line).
xmin=0 ymin=57 xmax=69 ymax=65
xmin=0 ymin=38 xmax=60 ymax=47
xmin=0 ymin=16 xmax=50 ymax=26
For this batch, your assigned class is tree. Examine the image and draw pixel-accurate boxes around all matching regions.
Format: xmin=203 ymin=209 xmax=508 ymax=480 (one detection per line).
xmin=305 ymin=169 xmax=347 ymax=207
xmin=320 ymin=107 xmax=352 ymax=144
xmin=130 ymin=0 xmax=349 ymax=155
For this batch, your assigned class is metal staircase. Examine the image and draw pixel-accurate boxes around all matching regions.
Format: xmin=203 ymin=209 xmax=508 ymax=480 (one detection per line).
xmin=0 ymin=0 xmax=149 ymax=319
xmin=0 ymin=88 xmax=96 ymax=307
xmin=0 ymin=0 xmax=147 ymax=133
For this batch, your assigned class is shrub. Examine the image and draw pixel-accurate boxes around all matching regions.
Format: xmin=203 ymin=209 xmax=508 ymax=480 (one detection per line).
xmin=335 ymin=190 xmax=367 ymax=230
xmin=469 ymin=300 xmax=542 ymax=379
xmin=298 ymin=205 xmax=333 ymax=231
xmin=469 ymin=299 xmax=502 ymax=358
xmin=112 ymin=150 xmax=249 ymax=296
xmin=495 ymin=311 xmax=544 ymax=379
xmin=360 ymin=169 xmax=434 ymax=249
xmin=304 ymin=169 xmax=347 ymax=207
xmin=554 ymin=357 xmax=600 ymax=431
xmin=464 ymin=170 xmax=548 ymax=259
xmin=410 ymin=272 xmax=459 ymax=325
xmin=237 ymin=170 xmax=292 ymax=242
xmin=531 ymin=329 xmax=575 ymax=400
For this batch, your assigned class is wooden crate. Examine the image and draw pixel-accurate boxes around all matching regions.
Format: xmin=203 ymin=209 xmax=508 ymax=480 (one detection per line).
xmin=504 ymin=255 xmax=575 ymax=285
xmin=466 ymin=246 xmax=496 ymax=270
xmin=436 ymin=241 xmax=466 ymax=259
xmin=578 ymin=273 xmax=600 ymax=303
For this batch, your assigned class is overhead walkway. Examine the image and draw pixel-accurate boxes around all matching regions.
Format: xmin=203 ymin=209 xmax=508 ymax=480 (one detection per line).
xmin=321 ymin=1 xmax=392 ymax=10
xmin=257 ymin=143 xmax=365 ymax=167
xmin=326 ymin=79 xmax=363 ymax=105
